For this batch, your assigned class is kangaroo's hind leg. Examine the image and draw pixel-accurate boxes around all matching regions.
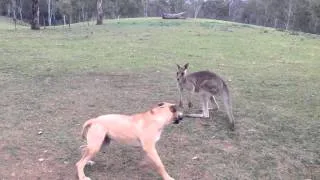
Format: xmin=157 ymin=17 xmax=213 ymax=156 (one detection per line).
xmin=202 ymin=94 xmax=210 ymax=118
xmin=209 ymin=96 xmax=220 ymax=111
xmin=185 ymin=94 xmax=210 ymax=118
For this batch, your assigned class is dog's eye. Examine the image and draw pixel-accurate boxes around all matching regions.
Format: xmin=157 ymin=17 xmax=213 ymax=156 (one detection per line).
xmin=170 ymin=105 xmax=177 ymax=113
xmin=158 ymin=102 xmax=164 ymax=107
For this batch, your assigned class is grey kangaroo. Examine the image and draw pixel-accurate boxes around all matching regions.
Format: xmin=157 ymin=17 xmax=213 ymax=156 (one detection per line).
xmin=176 ymin=63 xmax=235 ymax=130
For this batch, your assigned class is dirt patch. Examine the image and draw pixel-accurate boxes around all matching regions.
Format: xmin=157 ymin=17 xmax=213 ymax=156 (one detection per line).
xmin=1 ymin=70 xmax=318 ymax=180
xmin=0 ymin=70 xmax=182 ymax=180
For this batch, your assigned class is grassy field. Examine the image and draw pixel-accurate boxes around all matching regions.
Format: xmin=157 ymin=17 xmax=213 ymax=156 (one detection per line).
xmin=0 ymin=17 xmax=319 ymax=180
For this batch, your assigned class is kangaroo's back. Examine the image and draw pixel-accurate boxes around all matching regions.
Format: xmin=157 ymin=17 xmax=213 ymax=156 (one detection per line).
xmin=187 ymin=71 xmax=224 ymax=94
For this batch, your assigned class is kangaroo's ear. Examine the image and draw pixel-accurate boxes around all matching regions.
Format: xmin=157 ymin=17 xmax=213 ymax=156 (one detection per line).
xmin=176 ymin=64 xmax=181 ymax=70
xmin=184 ymin=63 xmax=189 ymax=69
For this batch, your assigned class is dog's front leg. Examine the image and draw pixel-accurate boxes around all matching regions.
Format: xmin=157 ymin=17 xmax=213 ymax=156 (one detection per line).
xmin=143 ymin=143 xmax=174 ymax=180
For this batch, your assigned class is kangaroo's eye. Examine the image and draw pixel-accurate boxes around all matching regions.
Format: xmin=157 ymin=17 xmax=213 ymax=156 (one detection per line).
xmin=181 ymin=72 xmax=184 ymax=76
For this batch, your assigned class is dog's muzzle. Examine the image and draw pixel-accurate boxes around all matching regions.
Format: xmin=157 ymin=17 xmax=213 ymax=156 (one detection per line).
xmin=173 ymin=112 xmax=183 ymax=124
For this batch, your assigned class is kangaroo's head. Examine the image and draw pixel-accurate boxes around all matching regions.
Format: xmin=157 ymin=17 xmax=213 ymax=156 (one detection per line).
xmin=176 ymin=63 xmax=189 ymax=82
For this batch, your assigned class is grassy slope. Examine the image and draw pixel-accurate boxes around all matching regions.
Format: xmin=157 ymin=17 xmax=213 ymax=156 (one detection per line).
xmin=0 ymin=17 xmax=319 ymax=179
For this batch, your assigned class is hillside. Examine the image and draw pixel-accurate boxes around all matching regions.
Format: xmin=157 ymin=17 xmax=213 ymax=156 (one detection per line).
xmin=0 ymin=17 xmax=319 ymax=180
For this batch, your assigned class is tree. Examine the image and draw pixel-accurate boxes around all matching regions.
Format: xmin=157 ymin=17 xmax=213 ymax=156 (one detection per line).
xmin=0 ymin=0 xmax=319 ymax=34
xmin=202 ymin=0 xmax=229 ymax=19
xmin=31 ymin=0 xmax=40 ymax=30
xmin=47 ymin=0 xmax=51 ymax=25
xmin=143 ymin=0 xmax=149 ymax=17
xmin=285 ymin=0 xmax=293 ymax=30
xmin=96 ymin=0 xmax=103 ymax=25
xmin=10 ymin=0 xmax=16 ymax=21
xmin=309 ymin=0 xmax=320 ymax=33
xmin=190 ymin=0 xmax=206 ymax=19
xmin=17 ymin=0 xmax=23 ymax=20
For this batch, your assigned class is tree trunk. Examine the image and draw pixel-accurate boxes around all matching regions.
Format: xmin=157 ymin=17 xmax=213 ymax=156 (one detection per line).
xmin=194 ymin=4 xmax=203 ymax=19
xmin=42 ymin=15 xmax=46 ymax=28
xmin=7 ymin=3 xmax=11 ymax=17
xmin=86 ymin=12 xmax=89 ymax=26
xmin=96 ymin=0 xmax=103 ymax=25
xmin=286 ymin=0 xmax=292 ymax=30
xmin=274 ymin=18 xmax=278 ymax=28
xmin=51 ymin=0 xmax=56 ymax=26
xmin=47 ymin=0 xmax=51 ymax=26
xmin=11 ymin=0 xmax=16 ymax=21
xmin=228 ymin=0 xmax=234 ymax=18
xmin=12 ymin=0 xmax=17 ymax=30
xmin=18 ymin=7 xmax=22 ymax=20
xmin=53 ymin=13 xmax=56 ymax=26
xmin=18 ymin=0 xmax=23 ymax=20
xmin=144 ymin=0 xmax=149 ymax=17
xmin=314 ymin=19 xmax=318 ymax=33
xmin=81 ymin=6 xmax=85 ymax=22
xmin=63 ymin=15 xmax=66 ymax=26
xmin=31 ymin=0 xmax=40 ymax=30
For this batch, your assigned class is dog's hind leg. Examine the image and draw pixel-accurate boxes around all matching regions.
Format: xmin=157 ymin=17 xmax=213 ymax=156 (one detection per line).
xmin=100 ymin=136 xmax=111 ymax=154
xmin=76 ymin=124 xmax=106 ymax=180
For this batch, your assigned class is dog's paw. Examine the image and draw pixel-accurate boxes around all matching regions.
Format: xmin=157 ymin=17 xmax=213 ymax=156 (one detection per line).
xmin=86 ymin=160 xmax=95 ymax=166
xmin=83 ymin=177 xmax=91 ymax=180
xmin=166 ymin=177 xmax=175 ymax=180
xmin=79 ymin=176 xmax=92 ymax=180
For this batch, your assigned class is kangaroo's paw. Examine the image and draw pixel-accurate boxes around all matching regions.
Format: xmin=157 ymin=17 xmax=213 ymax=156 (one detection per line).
xmin=188 ymin=102 xmax=193 ymax=108
xmin=179 ymin=101 xmax=183 ymax=108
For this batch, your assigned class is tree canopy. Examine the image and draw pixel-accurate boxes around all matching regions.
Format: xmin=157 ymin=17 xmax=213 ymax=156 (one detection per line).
xmin=0 ymin=0 xmax=319 ymax=34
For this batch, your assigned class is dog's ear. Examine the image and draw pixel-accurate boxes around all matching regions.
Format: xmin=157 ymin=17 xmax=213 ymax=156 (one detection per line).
xmin=158 ymin=102 xmax=164 ymax=107
xmin=169 ymin=105 xmax=177 ymax=113
xmin=184 ymin=63 xmax=189 ymax=69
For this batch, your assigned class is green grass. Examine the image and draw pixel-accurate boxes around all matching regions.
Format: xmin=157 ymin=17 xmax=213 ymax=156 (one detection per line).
xmin=0 ymin=17 xmax=319 ymax=179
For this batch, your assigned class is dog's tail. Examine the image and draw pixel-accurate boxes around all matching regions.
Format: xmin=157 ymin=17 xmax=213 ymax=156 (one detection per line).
xmin=81 ymin=118 xmax=95 ymax=139
xmin=221 ymin=80 xmax=235 ymax=131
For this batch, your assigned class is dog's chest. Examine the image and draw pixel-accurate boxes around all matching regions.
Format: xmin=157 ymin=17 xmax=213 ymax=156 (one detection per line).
xmin=155 ymin=129 xmax=162 ymax=142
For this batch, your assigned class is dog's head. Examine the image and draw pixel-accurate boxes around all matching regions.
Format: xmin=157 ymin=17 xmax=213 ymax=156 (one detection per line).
xmin=151 ymin=102 xmax=183 ymax=124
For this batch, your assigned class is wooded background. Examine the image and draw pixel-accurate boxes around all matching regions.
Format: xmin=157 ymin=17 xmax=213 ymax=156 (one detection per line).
xmin=1 ymin=0 xmax=320 ymax=34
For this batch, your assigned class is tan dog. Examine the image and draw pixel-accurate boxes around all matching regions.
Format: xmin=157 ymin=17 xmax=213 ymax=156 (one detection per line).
xmin=76 ymin=102 xmax=183 ymax=180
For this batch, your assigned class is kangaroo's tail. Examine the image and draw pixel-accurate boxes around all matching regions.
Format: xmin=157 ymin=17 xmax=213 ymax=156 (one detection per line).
xmin=221 ymin=80 xmax=235 ymax=130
